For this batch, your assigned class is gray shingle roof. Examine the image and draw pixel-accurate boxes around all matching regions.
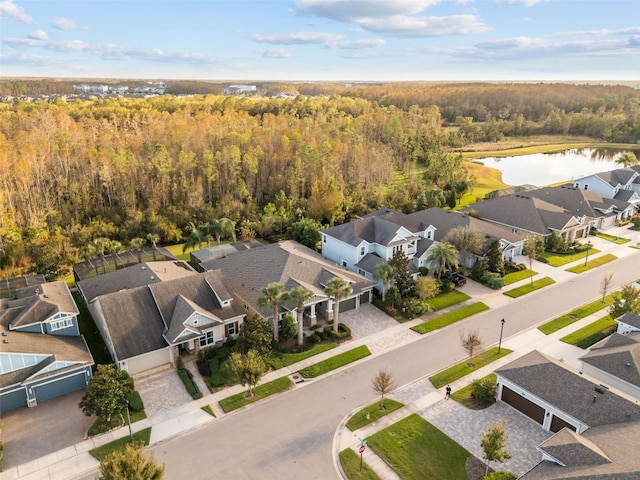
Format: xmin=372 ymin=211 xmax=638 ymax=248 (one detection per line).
xmin=538 ymin=428 xmax=610 ymax=467
xmin=580 ymin=333 xmax=640 ymax=388
xmin=201 ymin=240 xmax=375 ymax=318
xmin=595 ymin=168 xmax=637 ymax=187
xmin=615 ymin=312 xmax=640 ymax=329
xmin=496 ymin=350 xmax=640 ymax=428
xmin=527 ymin=186 xmax=631 ymax=218
xmin=323 ymin=215 xmax=416 ymax=247
xmin=0 ymin=281 xmax=78 ymax=328
xmin=356 ymin=253 xmax=385 ymax=274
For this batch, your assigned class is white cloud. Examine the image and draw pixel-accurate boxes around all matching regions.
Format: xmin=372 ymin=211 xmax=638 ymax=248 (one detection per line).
xmin=52 ymin=16 xmax=87 ymax=30
xmin=27 ymin=29 xmax=48 ymax=41
xmin=295 ymin=0 xmax=441 ymax=21
xmin=0 ymin=53 xmax=59 ymax=66
xmin=256 ymin=48 xmax=292 ymax=58
xmin=0 ymin=0 xmax=32 ymax=23
xmin=563 ymin=27 xmax=640 ymax=37
xmin=359 ymin=14 xmax=491 ymax=37
xmin=249 ymin=32 xmax=344 ymax=45
xmin=495 ymin=0 xmax=546 ymax=6
xmin=332 ymin=38 xmax=386 ymax=48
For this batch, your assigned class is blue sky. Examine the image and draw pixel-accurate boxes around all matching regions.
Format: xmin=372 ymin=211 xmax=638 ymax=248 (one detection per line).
xmin=1 ymin=0 xmax=638 ymax=81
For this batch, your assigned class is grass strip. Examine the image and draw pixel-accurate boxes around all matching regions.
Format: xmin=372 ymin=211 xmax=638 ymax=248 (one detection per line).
xmin=503 ymin=277 xmax=555 ymax=298
xmin=269 ymin=342 xmax=338 ymax=370
xmin=339 ymin=449 xmax=382 ymax=480
xmin=503 ymin=269 xmax=537 ymax=285
xmin=429 ymin=347 xmax=512 ymax=389
xmin=89 ymin=427 xmax=152 ymax=461
xmin=299 ymin=345 xmax=371 ymax=378
xmin=561 ymin=315 xmax=617 ymax=349
xmin=411 ymin=303 xmax=490 ymax=334
xmin=201 ymin=405 xmax=215 ymax=417
xmin=346 ymin=399 xmax=405 ymax=431
xmin=367 ymin=414 xmax=469 ymax=480
xmin=425 ymin=290 xmax=471 ymax=311
xmin=537 ymin=249 xmax=599 ymax=267
xmin=566 ymin=254 xmax=617 ymax=273
xmin=450 ymin=374 xmax=497 ymax=410
xmin=219 ymin=376 xmax=293 ymax=413
xmin=595 ymin=232 xmax=630 ymax=244
xmin=538 ymin=294 xmax=616 ymax=334
xmin=73 ymin=291 xmax=112 ymax=365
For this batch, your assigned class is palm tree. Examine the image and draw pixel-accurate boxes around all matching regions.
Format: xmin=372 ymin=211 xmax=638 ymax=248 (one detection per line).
xmin=129 ymin=237 xmax=147 ymax=263
xmin=91 ymin=237 xmax=111 ymax=273
xmin=324 ymin=277 xmax=353 ymax=334
xmin=257 ymin=282 xmax=284 ymax=342
xmin=146 ymin=233 xmax=160 ymax=260
xmin=283 ymin=286 xmax=313 ymax=346
xmin=207 ymin=218 xmax=236 ymax=256
xmin=444 ymin=226 xmax=482 ymax=267
xmin=373 ymin=262 xmax=395 ymax=302
xmin=426 ymin=242 xmax=459 ymax=278
xmin=182 ymin=222 xmax=205 ymax=253
xmin=615 ymin=151 xmax=638 ymax=168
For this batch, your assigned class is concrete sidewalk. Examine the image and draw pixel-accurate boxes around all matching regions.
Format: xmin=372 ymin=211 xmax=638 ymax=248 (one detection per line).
xmin=2 ymin=235 xmax=636 ymax=480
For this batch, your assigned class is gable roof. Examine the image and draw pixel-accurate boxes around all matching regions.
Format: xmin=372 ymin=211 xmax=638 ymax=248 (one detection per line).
xmin=615 ymin=312 xmax=640 ymax=329
xmin=468 ymin=195 xmax=584 ymax=235
xmin=323 ymin=215 xmax=417 ymax=247
xmin=538 ymin=428 xmax=611 ymax=467
xmin=580 ymin=333 xmax=640 ymax=388
xmin=593 ymin=168 xmax=637 ymax=188
xmin=527 ymin=186 xmax=632 ymax=217
xmin=0 ymin=281 xmax=78 ymax=328
xmin=200 ymin=240 xmax=375 ymax=318
xmin=496 ymin=350 xmax=640 ymax=428
xmin=77 ymin=261 xmax=195 ymax=302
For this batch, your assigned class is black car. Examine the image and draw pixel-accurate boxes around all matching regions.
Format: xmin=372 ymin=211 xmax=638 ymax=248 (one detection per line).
xmin=434 ymin=270 xmax=467 ymax=286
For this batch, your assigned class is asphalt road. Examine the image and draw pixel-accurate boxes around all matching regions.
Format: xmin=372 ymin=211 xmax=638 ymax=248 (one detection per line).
xmin=149 ymin=254 xmax=640 ymax=480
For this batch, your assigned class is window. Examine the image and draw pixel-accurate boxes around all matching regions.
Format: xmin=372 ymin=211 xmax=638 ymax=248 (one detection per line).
xmin=199 ymin=330 xmax=214 ymax=347
xmin=342 ymin=260 xmax=347 ymax=267
xmin=427 ymin=231 xmax=432 ymax=239
xmin=360 ymin=246 xmax=366 ymax=256
xmin=584 ymin=185 xmax=588 ymax=190
xmin=50 ymin=318 xmax=73 ymax=331
xmin=357 ymin=268 xmax=365 ymax=276
xmin=322 ymin=235 xmax=326 ymax=243
xmin=227 ymin=322 xmax=237 ymax=335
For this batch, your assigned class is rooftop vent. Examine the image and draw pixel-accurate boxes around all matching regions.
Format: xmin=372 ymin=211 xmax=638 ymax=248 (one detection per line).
xmin=141 ymin=266 xmax=146 ymax=270
xmin=1 ymin=332 xmax=7 ymax=336
xmin=2 ymin=339 xmax=8 ymax=344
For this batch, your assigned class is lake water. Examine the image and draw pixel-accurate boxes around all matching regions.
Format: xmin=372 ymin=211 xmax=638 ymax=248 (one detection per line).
xmin=476 ymin=148 xmax=637 ymax=186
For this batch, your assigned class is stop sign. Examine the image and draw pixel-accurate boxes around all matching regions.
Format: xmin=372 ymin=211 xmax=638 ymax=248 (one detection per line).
xmin=359 ymin=445 xmax=366 ymax=454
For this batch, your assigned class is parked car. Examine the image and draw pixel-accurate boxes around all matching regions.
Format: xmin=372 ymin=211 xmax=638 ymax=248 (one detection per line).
xmin=434 ymin=270 xmax=467 ymax=286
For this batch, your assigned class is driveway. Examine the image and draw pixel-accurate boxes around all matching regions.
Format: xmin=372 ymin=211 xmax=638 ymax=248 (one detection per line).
xmin=1 ymin=390 xmax=94 ymax=469
xmin=133 ymin=364 xmax=192 ymax=417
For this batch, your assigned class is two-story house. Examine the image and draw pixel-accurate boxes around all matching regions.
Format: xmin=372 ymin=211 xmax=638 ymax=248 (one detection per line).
xmin=0 ymin=281 xmax=94 ymax=413
xmin=573 ymin=167 xmax=640 ymax=211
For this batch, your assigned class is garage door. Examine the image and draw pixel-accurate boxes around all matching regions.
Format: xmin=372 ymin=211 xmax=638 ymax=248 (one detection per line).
xmin=501 ymin=386 xmax=545 ymax=425
xmin=339 ymin=296 xmax=357 ymax=312
xmin=360 ymin=292 xmax=370 ymax=304
xmin=1 ymin=387 xmax=27 ymax=413
xmin=32 ymin=371 xmax=88 ymax=403
xmin=550 ymin=415 xmax=577 ymax=433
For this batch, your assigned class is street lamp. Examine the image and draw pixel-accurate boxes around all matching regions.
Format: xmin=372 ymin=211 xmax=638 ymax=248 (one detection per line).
xmin=124 ymin=399 xmax=133 ymax=440
xmin=584 ymin=241 xmax=592 ymax=266
xmin=498 ymin=318 xmax=505 ymax=354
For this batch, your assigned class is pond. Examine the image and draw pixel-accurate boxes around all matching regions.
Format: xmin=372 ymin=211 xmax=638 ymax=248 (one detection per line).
xmin=475 ymin=148 xmax=638 ymax=187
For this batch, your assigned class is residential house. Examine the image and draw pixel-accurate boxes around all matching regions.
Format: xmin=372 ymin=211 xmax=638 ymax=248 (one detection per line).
xmin=613 ymin=311 xmax=640 ymax=335
xmin=321 ymin=207 xmax=523 ymax=291
xmin=525 ymin=186 xmax=636 ymax=230
xmin=467 ymin=194 xmax=592 ymax=243
xmin=0 ymin=281 xmax=93 ymax=413
xmin=572 ymin=167 xmax=640 ymax=211
xmin=190 ymin=240 xmax=264 ymax=272
xmin=200 ymin=240 xmax=375 ymax=329
xmin=496 ymin=350 xmax=640 ymax=479
xmin=87 ymin=269 xmax=246 ymax=375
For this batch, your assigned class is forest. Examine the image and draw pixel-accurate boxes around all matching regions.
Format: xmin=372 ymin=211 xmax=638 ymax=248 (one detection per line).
xmin=1 ymin=82 xmax=639 ymax=279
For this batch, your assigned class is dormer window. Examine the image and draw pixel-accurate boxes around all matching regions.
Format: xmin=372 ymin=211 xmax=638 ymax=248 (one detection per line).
xmin=360 ymin=246 xmax=366 ymax=256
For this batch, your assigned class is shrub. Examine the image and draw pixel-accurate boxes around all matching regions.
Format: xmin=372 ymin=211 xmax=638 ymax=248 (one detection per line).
xmin=207 ymin=359 xmax=226 ymax=388
xmin=418 ymin=266 xmax=429 ymax=276
xmin=405 ymin=299 xmax=428 ymax=319
xmin=310 ymin=333 xmax=322 ymax=343
xmin=197 ymin=359 xmax=211 ymax=377
xmin=125 ymin=391 xmax=144 ymax=412
xmin=176 ymin=356 xmax=184 ymax=370
xmin=481 ymin=272 xmax=504 ymax=290
xmin=329 ymin=323 xmax=351 ymax=339
xmin=484 ymin=472 xmax=517 ymax=480
xmin=472 ymin=378 xmax=497 ymax=404
xmin=318 ymin=329 xmax=328 ymax=340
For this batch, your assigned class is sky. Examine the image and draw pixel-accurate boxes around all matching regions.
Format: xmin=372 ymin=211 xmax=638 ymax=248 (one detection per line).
xmin=1 ymin=0 xmax=639 ymax=82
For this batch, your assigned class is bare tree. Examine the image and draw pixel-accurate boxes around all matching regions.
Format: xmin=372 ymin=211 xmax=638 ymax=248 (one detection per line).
xmin=601 ymin=272 xmax=614 ymax=303
xmin=371 ymin=369 xmax=396 ymax=410
xmin=460 ymin=329 xmax=483 ymax=365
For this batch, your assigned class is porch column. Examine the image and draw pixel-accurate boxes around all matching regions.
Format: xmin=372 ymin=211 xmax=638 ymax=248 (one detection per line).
xmin=355 ymin=295 xmax=360 ymax=309
xmin=327 ymin=299 xmax=334 ymax=321
xmin=309 ymin=303 xmax=317 ymax=326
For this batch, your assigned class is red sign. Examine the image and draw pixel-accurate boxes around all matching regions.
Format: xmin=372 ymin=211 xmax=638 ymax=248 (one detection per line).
xmin=359 ymin=445 xmax=366 ymax=454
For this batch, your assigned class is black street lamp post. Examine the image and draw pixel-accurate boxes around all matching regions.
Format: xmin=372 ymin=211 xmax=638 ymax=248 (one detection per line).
xmin=498 ymin=318 xmax=505 ymax=354
xmin=124 ymin=399 xmax=133 ymax=440
xmin=584 ymin=241 xmax=592 ymax=266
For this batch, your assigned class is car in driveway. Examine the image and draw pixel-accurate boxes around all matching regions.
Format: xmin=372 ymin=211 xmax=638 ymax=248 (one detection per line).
xmin=434 ymin=270 xmax=467 ymax=286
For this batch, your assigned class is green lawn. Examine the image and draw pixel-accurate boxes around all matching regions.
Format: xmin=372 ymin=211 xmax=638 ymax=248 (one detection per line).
xmin=561 ymin=315 xmax=617 ymax=349
xmin=538 ymin=294 xmax=616 ymax=334
xmin=89 ymin=427 xmax=152 ymax=461
xmin=566 ymin=254 xmax=617 ymax=273
xmin=163 ymin=242 xmax=199 ymax=261
xmin=503 ymin=277 xmax=555 ymax=298
xmin=367 ymin=414 xmax=470 ymax=480
xmin=201 ymin=405 xmax=215 ymax=417
xmin=595 ymin=232 xmax=630 ymax=244
xmin=425 ymin=290 xmax=471 ymax=311
xmin=346 ymin=399 xmax=405 ymax=431
xmin=269 ymin=343 xmax=338 ymax=370
xmin=503 ymin=269 xmax=537 ymax=285
xmin=411 ymin=303 xmax=490 ymax=334
xmin=299 ymin=345 xmax=371 ymax=378
xmin=450 ymin=374 xmax=497 ymax=409
xmin=73 ymin=292 xmax=112 ymax=366
xmin=538 ymin=248 xmax=599 ymax=267
xmin=429 ymin=348 xmax=512 ymax=389
xmin=339 ymin=449 xmax=382 ymax=480
xmin=219 ymin=376 xmax=293 ymax=413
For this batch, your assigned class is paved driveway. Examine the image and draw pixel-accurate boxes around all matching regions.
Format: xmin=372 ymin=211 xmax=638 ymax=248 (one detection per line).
xmin=133 ymin=364 xmax=192 ymax=417
xmin=1 ymin=390 xmax=94 ymax=469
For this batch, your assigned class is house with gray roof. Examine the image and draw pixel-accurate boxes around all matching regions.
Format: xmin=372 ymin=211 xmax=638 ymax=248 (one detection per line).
xmin=497 ymin=350 xmax=640 ymax=479
xmin=572 ymin=167 xmax=640 ymax=210
xmin=200 ymin=240 xmax=375 ymax=328
xmin=613 ymin=311 xmax=640 ymax=335
xmin=466 ymin=194 xmax=592 ymax=243
xmin=190 ymin=239 xmax=264 ymax=272
xmin=321 ymin=207 xmax=524 ymax=291
xmin=0 ymin=281 xmax=93 ymax=413
xmin=88 ymin=269 xmax=245 ymax=375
